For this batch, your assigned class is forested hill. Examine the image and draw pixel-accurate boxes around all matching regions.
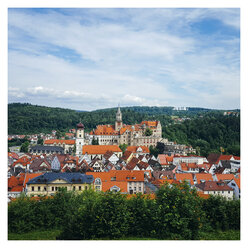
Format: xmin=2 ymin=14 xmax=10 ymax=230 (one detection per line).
xmin=8 ymin=103 xmax=230 ymax=134
xmin=8 ymin=103 xmax=240 ymax=156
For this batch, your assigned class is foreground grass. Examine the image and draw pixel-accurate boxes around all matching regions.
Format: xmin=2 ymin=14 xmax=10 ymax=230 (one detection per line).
xmin=8 ymin=229 xmax=240 ymax=240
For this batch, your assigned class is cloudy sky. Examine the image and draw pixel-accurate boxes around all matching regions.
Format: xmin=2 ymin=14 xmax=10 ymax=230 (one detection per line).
xmin=8 ymin=8 xmax=240 ymax=111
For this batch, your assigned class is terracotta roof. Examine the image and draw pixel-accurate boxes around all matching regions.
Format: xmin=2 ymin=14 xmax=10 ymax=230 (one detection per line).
xmin=10 ymin=185 xmax=23 ymax=192
xmin=207 ymin=153 xmax=221 ymax=165
xmin=215 ymin=174 xmax=235 ymax=182
xmin=102 ymin=181 xmax=128 ymax=192
xmin=44 ymin=139 xmax=75 ymax=145
xmin=158 ymin=154 xmax=168 ymax=165
xmin=196 ymin=181 xmax=233 ymax=192
xmin=86 ymin=170 xmax=145 ymax=182
xmin=122 ymin=150 xmax=133 ymax=160
xmin=194 ymin=173 xmax=214 ymax=184
xmin=126 ymin=146 xmax=150 ymax=153
xmin=83 ymin=145 xmax=122 ymax=155
xmin=175 ymin=173 xmax=194 ymax=185
xmin=197 ymin=192 xmax=210 ymax=199
xmin=8 ymin=152 xmax=19 ymax=160
xmin=23 ymin=173 xmax=43 ymax=187
xmin=234 ymin=178 xmax=240 ymax=189
xmin=92 ymin=125 xmax=117 ymax=135
xmin=8 ymin=176 xmax=19 ymax=189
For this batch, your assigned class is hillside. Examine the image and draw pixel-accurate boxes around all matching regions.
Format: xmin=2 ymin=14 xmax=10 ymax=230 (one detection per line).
xmin=8 ymin=103 xmax=240 ymax=156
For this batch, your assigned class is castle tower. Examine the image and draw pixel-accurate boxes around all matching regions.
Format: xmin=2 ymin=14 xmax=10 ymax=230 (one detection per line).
xmin=115 ymin=106 xmax=123 ymax=131
xmin=76 ymin=121 xmax=85 ymax=156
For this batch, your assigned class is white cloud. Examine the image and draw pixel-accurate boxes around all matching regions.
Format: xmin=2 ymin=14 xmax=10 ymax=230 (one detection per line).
xmin=8 ymin=8 xmax=240 ymax=110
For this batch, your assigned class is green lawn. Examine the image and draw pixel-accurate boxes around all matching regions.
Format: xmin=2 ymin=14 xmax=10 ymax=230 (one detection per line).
xmin=8 ymin=229 xmax=240 ymax=240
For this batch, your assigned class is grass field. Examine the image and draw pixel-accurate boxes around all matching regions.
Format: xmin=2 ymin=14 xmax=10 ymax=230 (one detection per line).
xmin=8 ymin=229 xmax=240 ymax=240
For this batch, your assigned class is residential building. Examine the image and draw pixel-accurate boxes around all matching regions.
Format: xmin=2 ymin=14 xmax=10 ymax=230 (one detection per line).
xmin=195 ymin=181 xmax=234 ymax=199
xmin=26 ymin=172 xmax=94 ymax=197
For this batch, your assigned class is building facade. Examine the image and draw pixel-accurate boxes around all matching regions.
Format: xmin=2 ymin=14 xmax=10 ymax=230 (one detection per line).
xmin=88 ymin=107 xmax=162 ymax=147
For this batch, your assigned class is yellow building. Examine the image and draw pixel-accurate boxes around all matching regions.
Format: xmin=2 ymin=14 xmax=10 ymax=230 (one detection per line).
xmin=26 ymin=172 xmax=94 ymax=197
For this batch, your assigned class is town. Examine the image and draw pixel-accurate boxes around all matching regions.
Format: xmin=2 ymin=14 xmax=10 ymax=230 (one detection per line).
xmin=8 ymin=107 xmax=240 ymax=202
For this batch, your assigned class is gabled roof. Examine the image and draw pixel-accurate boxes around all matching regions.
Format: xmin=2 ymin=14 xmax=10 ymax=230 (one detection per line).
xmin=44 ymin=139 xmax=75 ymax=145
xmin=196 ymin=181 xmax=233 ymax=192
xmin=122 ymin=150 xmax=133 ymax=160
xmin=215 ymin=174 xmax=235 ymax=182
xmin=194 ymin=173 xmax=214 ymax=184
xmin=175 ymin=173 xmax=194 ymax=185
xmin=126 ymin=146 xmax=150 ymax=153
xmin=83 ymin=145 xmax=122 ymax=155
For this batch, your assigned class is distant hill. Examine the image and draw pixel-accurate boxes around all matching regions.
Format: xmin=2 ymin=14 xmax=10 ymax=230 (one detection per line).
xmin=8 ymin=103 xmax=240 ymax=156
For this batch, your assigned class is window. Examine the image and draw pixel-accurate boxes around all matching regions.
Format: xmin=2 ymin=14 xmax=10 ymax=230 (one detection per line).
xmin=32 ymin=186 xmax=34 ymax=191
xmin=139 ymin=187 xmax=141 ymax=191
xmin=228 ymin=191 xmax=230 ymax=194
xmin=55 ymin=187 xmax=58 ymax=191
xmin=79 ymin=186 xmax=82 ymax=191
xmin=38 ymin=186 xmax=40 ymax=191
xmin=44 ymin=187 xmax=47 ymax=191
xmin=85 ymin=186 xmax=88 ymax=190
xmin=73 ymin=186 xmax=76 ymax=190
xmin=52 ymin=187 xmax=54 ymax=191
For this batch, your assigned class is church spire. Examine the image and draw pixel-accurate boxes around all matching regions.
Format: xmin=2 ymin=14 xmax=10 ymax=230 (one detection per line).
xmin=116 ymin=105 xmax=122 ymax=122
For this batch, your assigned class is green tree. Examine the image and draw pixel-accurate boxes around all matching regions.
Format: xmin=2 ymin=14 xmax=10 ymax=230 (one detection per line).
xmin=20 ymin=141 xmax=29 ymax=153
xmin=119 ymin=144 xmax=128 ymax=153
xmin=145 ymin=128 xmax=153 ymax=136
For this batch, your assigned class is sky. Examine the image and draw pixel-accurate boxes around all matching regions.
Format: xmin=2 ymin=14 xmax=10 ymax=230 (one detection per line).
xmin=8 ymin=8 xmax=240 ymax=111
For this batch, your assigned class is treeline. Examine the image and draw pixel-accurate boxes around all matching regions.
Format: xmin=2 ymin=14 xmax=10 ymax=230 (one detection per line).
xmin=8 ymin=103 xmax=172 ymax=134
xmin=162 ymin=114 xmax=240 ymax=156
xmin=8 ymin=183 xmax=240 ymax=240
xmin=8 ymin=103 xmax=240 ymax=157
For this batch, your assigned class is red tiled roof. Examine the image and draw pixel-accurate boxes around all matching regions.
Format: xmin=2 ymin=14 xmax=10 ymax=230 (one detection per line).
xmin=234 ymin=178 xmax=240 ymax=189
xmin=8 ymin=176 xmax=19 ymax=188
xmin=102 ymin=181 xmax=127 ymax=192
xmin=194 ymin=173 xmax=214 ymax=184
xmin=44 ymin=139 xmax=75 ymax=145
xmin=175 ymin=173 xmax=194 ymax=185
xmin=23 ymin=173 xmax=43 ymax=187
xmin=215 ymin=174 xmax=235 ymax=182
xmin=196 ymin=181 xmax=233 ymax=192
xmin=10 ymin=185 xmax=23 ymax=192
xmin=126 ymin=146 xmax=150 ymax=153
xmin=83 ymin=145 xmax=122 ymax=155
xmin=158 ymin=154 xmax=168 ymax=165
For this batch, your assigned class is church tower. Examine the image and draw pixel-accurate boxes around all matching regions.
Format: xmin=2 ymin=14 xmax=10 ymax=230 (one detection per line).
xmin=76 ymin=121 xmax=84 ymax=156
xmin=115 ymin=106 xmax=123 ymax=131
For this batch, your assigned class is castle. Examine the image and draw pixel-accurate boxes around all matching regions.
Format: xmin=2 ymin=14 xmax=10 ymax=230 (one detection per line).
xmin=86 ymin=107 xmax=162 ymax=148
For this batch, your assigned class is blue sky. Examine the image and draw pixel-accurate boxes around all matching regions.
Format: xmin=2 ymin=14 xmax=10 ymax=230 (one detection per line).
xmin=8 ymin=8 xmax=240 ymax=111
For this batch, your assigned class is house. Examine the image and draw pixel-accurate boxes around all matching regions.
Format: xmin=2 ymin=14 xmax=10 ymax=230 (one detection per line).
xmin=29 ymin=145 xmax=64 ymax=155
xmin=121 ymin=150 xmax=134 ymax=164
xmin=217 ymin=160 xmax=240 ymax=174
xmin=82 ymin=145 xmax=122 ymax=160
xmin=102 ymin=151 xmax=120 ymax=165
xmin=213 ymin=174 xmax=235 ymax=183
xmin=174 ymin=173 xmax=194 ymax=186
xmin=26 ymin=172 xmax=94 ymax=197
xmin=29 ymin=158 xmax=51 ymax=173
xmin=44 ymin=139 xmax=75 ymax=153
xmin=126 ymin=146 xmax=150 ymax=157
xmin=173 ymin=156 xmax=208 ymax=166
xmin=195 ymin=181 xmax=234 ymax=200
xmin=86 ymin=170 xmax=147 ymax=194
xmin=193 ymin=173 xmax=214 ymax=185
xmin=89 ymin=158 xmax=106 ymax=172
xmin=227 ymin=178 xmax=240 ymax=199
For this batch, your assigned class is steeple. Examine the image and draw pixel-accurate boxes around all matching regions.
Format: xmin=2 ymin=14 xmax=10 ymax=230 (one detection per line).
xmin=116 ymin=105 xmax=122 ymax=122
xmin=115 ymin=105 xmax=123 ymax=131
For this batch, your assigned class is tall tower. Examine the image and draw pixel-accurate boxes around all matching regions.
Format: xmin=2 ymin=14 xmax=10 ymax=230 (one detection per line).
xmin=115 ymin=106 xmax=123 ymax=131
xmin=76 ymin=121 xmax=84 ymax=156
